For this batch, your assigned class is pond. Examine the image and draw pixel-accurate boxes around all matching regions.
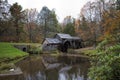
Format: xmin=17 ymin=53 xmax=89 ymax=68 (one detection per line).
xmin=0 ymin=55 xmax=90 ymax=80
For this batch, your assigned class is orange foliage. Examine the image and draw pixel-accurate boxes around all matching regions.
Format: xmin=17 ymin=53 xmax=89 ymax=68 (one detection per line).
xmin=99 ymin=10 xmax=120 ymax=40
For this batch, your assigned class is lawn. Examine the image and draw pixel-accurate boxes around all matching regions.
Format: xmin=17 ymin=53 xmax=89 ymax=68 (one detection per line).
xmin=0 ymin=42 xmax=29 ymax=73
xmin=74 ymin=47 xmax=98 ymax=56
xmin=11 ymin=43 xmax=41 ymax=47
xmin=0 ymin=42 xmax=28 ymax=60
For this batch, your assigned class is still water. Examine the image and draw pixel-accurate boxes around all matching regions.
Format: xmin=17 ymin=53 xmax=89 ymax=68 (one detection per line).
xmin=0 ymin=55 xmax=90 ymax=80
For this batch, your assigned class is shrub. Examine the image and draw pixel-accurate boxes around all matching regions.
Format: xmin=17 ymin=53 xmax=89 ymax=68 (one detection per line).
xmin=28 ymin=45 xmax=42 ymax=54
xmin=88 ymin=41 xmax=120 ymax=80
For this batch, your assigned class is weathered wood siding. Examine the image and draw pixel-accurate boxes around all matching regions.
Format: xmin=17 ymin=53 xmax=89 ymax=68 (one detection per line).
xmin=42 ymin=40 xmax=59 ymax=51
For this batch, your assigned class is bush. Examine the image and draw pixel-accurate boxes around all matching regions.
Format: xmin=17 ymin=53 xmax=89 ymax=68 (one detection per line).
xmin=88 ymin=41 xmax=120 ymax=80
xmin=28 ymin=45 xmax=42 ymax=54
xmin=35 ymin=46 xmax=42 ymax=54
xmin=68 ymin=49 xmax=76 ymax=54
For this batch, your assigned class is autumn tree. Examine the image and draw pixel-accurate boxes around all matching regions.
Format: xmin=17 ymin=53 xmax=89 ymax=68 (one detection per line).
xmin=79 ymin=2 xmax=97 ymax=46
xmin=0 ymin=20 xmax=15 ymax=41
xmin=102 ymin=9 xmax=120 ymax=43
xmin=0 ymin=0 xmax=14 ymax=41
xmin=78 ymin=0 xmax=118 ymax=46
xmin=88 ymin=1 xmax=120 ymax=79
xmin=74 ymin=19 xmax=80 ymax=34
xmin=10 ymin=3 xmax=24 ymax=42
xmin=24 ymin=9 xmax=39 ymax=42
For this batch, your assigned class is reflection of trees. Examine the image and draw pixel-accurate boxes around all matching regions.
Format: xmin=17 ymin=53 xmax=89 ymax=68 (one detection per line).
xmin=59 ymin=72 xmax=69 ymax=80
xmin=45 ymin=69 xmax=59 ymax=80
xmin=16 ymin=56 xmax=45 ymax=80
xmin=15 ymin=56 xmax=90 ymax=80
xmin=67 ymin=63 xmax=90 ymax=80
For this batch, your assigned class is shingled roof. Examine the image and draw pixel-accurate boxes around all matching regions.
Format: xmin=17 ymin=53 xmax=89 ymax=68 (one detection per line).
xmin=55 ymin=33 xmax=72 ymax=39
xmin=55 ymin=33 xmax=81 ymax=40
xmin=45 ymin=38 xmax=61 ymax=44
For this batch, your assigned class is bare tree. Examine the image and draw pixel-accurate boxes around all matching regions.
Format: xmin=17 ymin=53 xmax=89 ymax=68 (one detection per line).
xmin=24 ymin=8 xmax=38 ymax=42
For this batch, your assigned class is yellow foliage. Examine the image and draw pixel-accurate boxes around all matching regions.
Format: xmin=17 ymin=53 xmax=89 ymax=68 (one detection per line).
xmin=102 ymin=10 xmax=120 ymax=39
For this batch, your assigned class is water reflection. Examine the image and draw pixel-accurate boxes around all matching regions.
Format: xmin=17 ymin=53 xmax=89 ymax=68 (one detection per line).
xmin=0 ymin=55 xmax=90 ymax=80
xmin=58 ymin=64 xmax=88 ymax=80
xmin=59 ymin=72 xmax=69 ymax=80
xmin=24 ymin=71 xmax=46 ymax=80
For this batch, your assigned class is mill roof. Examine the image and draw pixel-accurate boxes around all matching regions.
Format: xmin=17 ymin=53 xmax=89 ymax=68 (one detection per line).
xmin=56 ymin=33 xmax=72 ymax=39
xmin=56 ymin=33 xmax=81 ymax=40
xmin=71 ymin=37 xmax=81 ymax=40
xmin=45 ymin=38 xmax=61 ymax=44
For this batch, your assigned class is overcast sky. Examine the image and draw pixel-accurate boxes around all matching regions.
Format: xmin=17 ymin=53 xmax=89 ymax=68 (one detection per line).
xmin=8 ymin=0 xmax=92 ymax=22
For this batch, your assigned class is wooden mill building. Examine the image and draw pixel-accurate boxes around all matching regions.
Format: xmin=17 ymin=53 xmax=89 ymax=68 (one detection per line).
xmin=42 ymin=33 xmax=83 ymax=52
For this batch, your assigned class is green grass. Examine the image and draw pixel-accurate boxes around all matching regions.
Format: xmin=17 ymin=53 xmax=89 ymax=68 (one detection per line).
xmin=0 ymin=42 xmax=29 ymax=73
xmin=0 ymin=42 xmax=28 ymax=60
xmin=11 ymin=43 xmax=41 ymax=47
xmin=50 ymin=50 xmax=61 ymax=57
xmin=74 ymin=47 xmax=98 ymax=56
xmin=82 ymin=49 xmax=98 ymax=56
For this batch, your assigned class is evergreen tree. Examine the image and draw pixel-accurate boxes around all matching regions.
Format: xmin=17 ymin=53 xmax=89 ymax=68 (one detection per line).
xmin=10 ymin=3 xmax=24 ymax=42
xmin=63 ymin=23 xmax=75 ymax=36
xmin=38 ymin=6 xmax=59 ymax=38
xmin=116 ymin=0 xmax=120 ymax=10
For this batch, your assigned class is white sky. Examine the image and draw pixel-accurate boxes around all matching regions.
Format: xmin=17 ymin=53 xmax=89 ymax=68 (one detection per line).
xmin=8 ymin=0 xmax=92 ymax=22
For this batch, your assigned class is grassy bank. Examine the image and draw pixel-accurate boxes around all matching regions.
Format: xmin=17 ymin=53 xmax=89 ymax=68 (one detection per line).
xmin=0 ymin=42 xmax=28 ymax=60
xmin=70 ymin=47 xmax=97 ymax=57
xmin=0 ymin=42 xmax=28 ymax=73
xmin=12 ymin=43 xmax=42 ymax=54
xmin=11 ymin=42 xmax=41 ymax=47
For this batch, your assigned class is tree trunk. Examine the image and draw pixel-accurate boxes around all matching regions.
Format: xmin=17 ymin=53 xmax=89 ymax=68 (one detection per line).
xmin=15 ymin=20 xmax=20 ymax=42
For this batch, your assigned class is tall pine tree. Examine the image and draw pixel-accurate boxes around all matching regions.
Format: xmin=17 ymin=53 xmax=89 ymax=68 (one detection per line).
xmin=10 ymin=3 xmax=24 ymax=42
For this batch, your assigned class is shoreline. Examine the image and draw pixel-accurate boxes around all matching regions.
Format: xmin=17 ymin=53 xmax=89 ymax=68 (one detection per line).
xmin=0 ymin=67 xmax=23 ymax=77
